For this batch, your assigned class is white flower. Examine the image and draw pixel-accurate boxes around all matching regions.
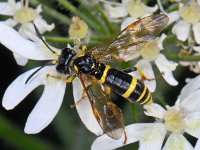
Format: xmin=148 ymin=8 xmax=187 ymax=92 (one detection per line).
xmin=0 ymin=0 xmax=54 ymax=65
xmin=1 ymin=22 xmax=103 ymax=135
xmin=172 ymin=1 xmax=200 ymax=44
xmin=101 ymin=0 xmax=157 ymax=22
xmin=92 ymin=75 xmax=200 ymax=150
xmin=120 ymin=33 xmax=178 ymax=92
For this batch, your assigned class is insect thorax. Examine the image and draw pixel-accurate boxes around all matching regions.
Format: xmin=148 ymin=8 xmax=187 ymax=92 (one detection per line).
xmin=73 ymin=53 xmax=101 ymax=75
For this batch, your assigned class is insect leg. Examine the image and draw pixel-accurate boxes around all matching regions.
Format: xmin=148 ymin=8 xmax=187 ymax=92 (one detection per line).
xmin=123 ymin=67 xmax=154 ymax=81
xmin=70 ymin=84 xmax=93 ymax=109
xmin=46 ymin=74 xmax=76 ymax=83
xmin=123 ymin=127 xmax=127 ymax=144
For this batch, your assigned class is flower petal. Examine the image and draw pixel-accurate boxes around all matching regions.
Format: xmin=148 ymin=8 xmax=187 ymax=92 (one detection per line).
xmin=72 ymin=78 xmax=103 ymax=136
xmin=180 ymin=90 xmax=200 ymax=113
xmin=167 ymin=11 xmax=180 ymax=25
xmin=172 ymin=20 xmax=190 ymax=41
xmin=24 ymin=72 xmax=66 ymax=134
xmin=129 ymin=59 xmax=156 ymax=92
xmin=145 ymin=5 xmax=158 ymax=15
xmin=92 ymin=123 xmax=165 ymax=150
xmin=139 ymin=123 xmax=166 ymax=150
xmin=157 ymin=34 xmax=167 ymax=50
xmin=13 ymin=53 xmax=28 ymax=66
xmin=162 ymin=133 xmax=193 ymax=150
xmin=0 ymin=0 xmax=20 ymax=16
xmin=179 ymin=75 xmax=200 ymax=100
xmin=3 ymin=18 xmax=18 ymax=27
xmin=193 ymin=23 xmax=200 ymax=44
xmin=34 ymin=16 xmax=55 ymax=34
xmin=195 ymin=139 xmax=200 ymax=150
xmin=143 ymin=103 xmax=166 ymax=119
xmin=2 ymin=67 xmax=42 ymax=110
xmin=155 ymin=54 xmax=178 ymax=86
xmin=193 ymin=46 xmax=200 ymax=52
xmin=0 ymin=22 xmax=57 ymax=60
xmin=184 ymin=112 xmax=200 ymax=138
xmin=103 ymin=1 xmax=128 ymax=19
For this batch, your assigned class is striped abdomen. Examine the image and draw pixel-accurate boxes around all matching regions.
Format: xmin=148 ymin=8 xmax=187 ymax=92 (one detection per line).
xmin=94 ymin=64 xmax=152 ymax=105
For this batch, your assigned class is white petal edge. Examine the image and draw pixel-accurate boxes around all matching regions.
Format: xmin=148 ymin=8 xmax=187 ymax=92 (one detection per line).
xmin=179 ymin=75 xmax=200 ymax=100
xmin=155 ymin=54 xmax=178 ymax=86
xmin=162 ymin=133 xmax=193 ymax=150
xmin=184 ymin=112 xmax=200 ymax=138
xmin=13 ymin=53 xmax=28 ymax=66
xmin=193 ymin=22 xmax=200 ymax=44
xmin=167 ymin=11 xmax=180 ymax=25
xmin=25 ymin=72 xmax=66 ymax=134
xmin=143 ymin=103 xmax=166 ymax=119
xmin=145 ymin=4 xmax=158 ymax=15
xmin=72 ymin=78 xmax=103 ymax=136
xmin=129 ymin=59 xmax=156 ymax=92
xmin=91 ymin=123 xmax=166 ymax=150
xmin=172 ymin=20 xmax=191 ymax=41
xmin=193 ymin=46 xmax=200 ymax=52
xmin=0 ymin=22 xmax=57 ymax=60
xmin=2 ymin=67 xmax=42 ymax=110
xmin=157 ymin=34 xmax=167 ymax=50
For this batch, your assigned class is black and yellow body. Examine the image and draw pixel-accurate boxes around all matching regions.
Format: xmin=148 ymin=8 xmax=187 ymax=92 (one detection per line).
xmin=73 ymin=52 xmax=152 ymax=105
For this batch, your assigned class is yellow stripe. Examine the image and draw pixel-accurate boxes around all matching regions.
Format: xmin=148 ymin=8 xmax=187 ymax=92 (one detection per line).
xmin=146 ymin=98 xmax=153 ymax=105
xmin=99 ymin=65 xmax=110 ymax=83
xmin=122 ymin=77 xmax=137 ymax=98
xmin=136 ymin=86 xmax=147 ymax=102
xmin=74 ymin=65 xmax=79 ymax=73
xmin=141 ymin=91 xmax=151 ymax=104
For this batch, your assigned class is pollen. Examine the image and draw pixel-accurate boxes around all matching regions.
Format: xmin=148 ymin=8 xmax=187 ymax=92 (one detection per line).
xmin=179 ymin=1 xmax=200 ymax=24
xmin=14 ymin=7 xmax=37 ymax=24
xmin=68 ymin=16 xmax=88 ymax=39
xmin=164 ymin=107 xmax=185 ymax=133
xmin=140 ymin=40 xmax=160 ymax=61
xmin=126 ymin=0 xmax=146 ymax=18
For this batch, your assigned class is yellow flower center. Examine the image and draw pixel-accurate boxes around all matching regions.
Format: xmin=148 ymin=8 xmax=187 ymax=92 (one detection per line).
xmin=126 ymin=0 xmax=146 ymax=18
xmin=68 ymin=16 xmax=88 ymax=39
xmin=179 ymin=1 xmax=200 ymax=24
xmin=164 ymin=107 xmax=185 ymax=133
xmin=140 ymin=40 xmax=160 ymax=61
xmin=14 ymin=6 xmax=37 ymax=24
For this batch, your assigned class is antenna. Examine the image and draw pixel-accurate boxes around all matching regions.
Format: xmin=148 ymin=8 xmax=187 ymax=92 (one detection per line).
xmin=25 ymin=61 xmax=56 ymax=84
xmin=33 ymin=22 xmax=57 ymax=54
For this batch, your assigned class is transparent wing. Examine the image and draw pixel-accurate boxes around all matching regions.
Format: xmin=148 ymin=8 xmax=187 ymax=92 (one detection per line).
xmin=90 ymin=14 xmax=169 ymax=63
xmin=78 ymin=74 xmax=124 ymax=140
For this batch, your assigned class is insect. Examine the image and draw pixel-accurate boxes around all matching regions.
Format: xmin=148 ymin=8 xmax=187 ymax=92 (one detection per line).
xmin=26 ymin=14 xmax=169 ymax=143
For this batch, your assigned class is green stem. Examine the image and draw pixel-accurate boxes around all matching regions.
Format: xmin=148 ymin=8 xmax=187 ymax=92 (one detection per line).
xmin=29 ymin=0 xmax=70 ymax=24
xmin=44 ymin=36 xmax=110 ymax=44
xmin=93 ymin=3 xmax=116 ymax=34
xmin=42 ymin=5 xmax=71 ymax=24
xmin=0 ymin=113 xmax=58 ymax=150
xmin=57 ymin=0 xmax=104 ymax=33
xmin=165 ymin=54 xmax=200 ymax=61
xmin=45 ymin=36 xmax=76 ymax=44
